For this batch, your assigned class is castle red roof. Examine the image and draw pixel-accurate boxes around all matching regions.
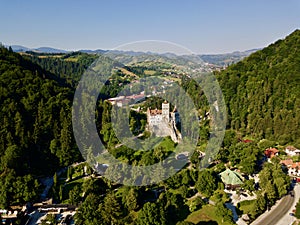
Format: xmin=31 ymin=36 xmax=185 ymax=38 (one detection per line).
xmin=149 ymin=109 xmax=162 ymax=116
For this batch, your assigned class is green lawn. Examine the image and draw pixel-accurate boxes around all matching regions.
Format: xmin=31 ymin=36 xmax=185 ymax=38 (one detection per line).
xmin=185 ymin=204 xmax=234 ymax=225
xmin=155 ymin=136 xmax=176 ymax=150
xmin=238 ymin=199 xmax=256 ymax=215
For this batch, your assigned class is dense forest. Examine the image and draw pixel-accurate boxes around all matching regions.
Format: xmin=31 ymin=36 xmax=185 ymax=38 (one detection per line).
xmin=22 ymin=51 xmax=98 ymax=87
xmin=0 ymin=46 xmax=82 ymax=207
xmin=217 ymin=29 xmax=300 ymax=145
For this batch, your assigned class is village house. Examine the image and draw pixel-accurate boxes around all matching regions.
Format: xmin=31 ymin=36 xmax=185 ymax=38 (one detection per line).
xmin=264 ymin=147 xmax=279 ymax=161
xmin=285 ymin=145 xmax=300 ymax=156
xmin=288 ymin=162 xmax=300 ymax=177
xmin=219 ymin=168 xmax=244 ymax=190
xmin=280 ymin=159 xmax=300 ymax=178
xmin=280 ymin=159 xmax=293 ymax=167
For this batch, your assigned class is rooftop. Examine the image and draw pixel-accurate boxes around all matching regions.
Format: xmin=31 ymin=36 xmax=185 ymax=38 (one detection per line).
xmin=219 ymin=169 xmax=243 ymax=186
xmin=286 ymin=146 xmax=300 ymax=152
xmin=280 ymin=159 xmax=293 ymax=166
xmin=149 ymin=109 xmax=162 ymax=116
xmin=264 ymin=147 xmax=279 ymax=158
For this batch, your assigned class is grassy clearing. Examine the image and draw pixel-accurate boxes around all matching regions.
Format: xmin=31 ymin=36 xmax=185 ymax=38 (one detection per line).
xmin=38 ymin=55 xmax=63 ymax=58
xmin=156 ymin=137 xmax=176 ymax=150
xmin=144 ymin=70 xmax=156 ymax=75
xmin=119 ymin=67 xmax=139 ymax=78
xmin=64 ymin=57 xmax=78 ymax=62
xmin=185 ymin=204 xmax=234 ymax=225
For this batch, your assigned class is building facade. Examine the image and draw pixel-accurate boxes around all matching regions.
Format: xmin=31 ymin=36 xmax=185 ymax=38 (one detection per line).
xmin=146 ymin=101 xmax=181 ymax=142
xmin=147 ymin=101 xmax=179 ymax=127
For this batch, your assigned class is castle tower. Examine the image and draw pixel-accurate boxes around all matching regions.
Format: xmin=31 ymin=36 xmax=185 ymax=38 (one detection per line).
xmin=162 ymin=101 xmax=170 ymax=121
xmin=147 ymin=107 xmax=151 ymax=125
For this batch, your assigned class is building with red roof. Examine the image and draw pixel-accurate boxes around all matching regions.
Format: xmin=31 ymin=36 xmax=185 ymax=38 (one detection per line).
xmin=280 ymin=159 xmax=300 ymax=177
xmin=264 ymin=148 xmax=279 ymax=159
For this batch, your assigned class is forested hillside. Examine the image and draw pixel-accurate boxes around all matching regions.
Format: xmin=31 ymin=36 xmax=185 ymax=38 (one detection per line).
xmin=217 ymin=29 xmax=300 ymax=145
xmin=0 ymin=46 xmax=81 ymax=207
xmin=22 ymin=51 xmax=98 ymax=87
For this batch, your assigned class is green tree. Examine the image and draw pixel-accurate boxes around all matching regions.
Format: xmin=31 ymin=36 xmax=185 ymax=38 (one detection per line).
xmin=1 ymin=145 xmax=22 ymax=172
xmin=100 ymin=192 xmax=123 ymax=225
xmin=74 ymin=193 xmax=101 ymax=225
xmin=53 ymin=172 xmax=58 ymax=187
xmin=82 ymin=177 xmax=108 ymax=196
xmin=67 ymin=166 xmax=74 ymax=181
xmin=136 ymin=202 xmax=166 ymax=225
xmin=21 ymin=175 xmax=40 ymax=202
xmin=274 ymin=177 xmax=289 ymax=197
xmin=52 ymin=172 xmax=58 ymax=200
xmin=215 ymin=202 xmax=233 ymax=223
xmin=295 ymin=199 xmax=300 ymax=219
xmin=69 ymin=186 xmax=81 ymax=206
xmin=123 ymin=188 xmax=139 ymax=211
xmin=41 ymin=214 xmax=56 ymax=225
xmin=259 ymin=162 xmax=290 ymax=206
xmin=196 ymin=170 xmax=217 ymax=197
xmin=59 ymin=185 xmax=63 ymax=201
xmin=250 ymin=193 xmax=266 ymax=219
xmin=265 ymin=181 xmax=277 ymax=205
xmin=189 ymin=196 xmax=205 ymax=212
xmin=242 ymin=179 xmax=255 ymax=192
xmin=58 ymin=112 xmax=73 ymax=166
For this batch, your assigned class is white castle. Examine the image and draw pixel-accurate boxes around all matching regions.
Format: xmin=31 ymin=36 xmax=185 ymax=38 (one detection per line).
xmin=146 ymin=101 xmax=181 ymax=142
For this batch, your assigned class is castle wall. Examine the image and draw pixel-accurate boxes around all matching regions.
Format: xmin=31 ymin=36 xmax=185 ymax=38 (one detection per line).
xmin=147 ymin=102 xmax=181 ymax=143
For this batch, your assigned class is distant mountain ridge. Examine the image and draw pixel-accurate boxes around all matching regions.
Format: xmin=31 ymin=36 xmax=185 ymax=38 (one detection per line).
xmin=9 ymin=45 xmax=68 ymax=53
xmin=198 ymin=48 xmax=260 ymax=66
xmin=6 ymin=44 xmax=259 ymax=65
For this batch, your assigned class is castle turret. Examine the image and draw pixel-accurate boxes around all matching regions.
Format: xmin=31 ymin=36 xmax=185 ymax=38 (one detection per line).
xmin=162 ymin=101 xmax=170 ymax=121
xmin=147 ymin=107 xmax=151 ymax=124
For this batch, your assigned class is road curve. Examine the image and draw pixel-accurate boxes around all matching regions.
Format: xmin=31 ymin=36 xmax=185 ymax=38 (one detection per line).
xmin=251 ymin=191 xmax=295 ymax=225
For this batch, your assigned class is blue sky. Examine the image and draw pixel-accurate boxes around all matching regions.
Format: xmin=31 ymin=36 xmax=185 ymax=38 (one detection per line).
xmin=1 ymin=0 xmax=299 ymax=54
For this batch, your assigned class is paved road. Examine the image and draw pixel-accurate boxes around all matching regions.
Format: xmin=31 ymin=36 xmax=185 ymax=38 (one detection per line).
xmin=251 ymin=191 xmax=295 ymax=225
xmin=276 ymin=183 xmax=300 ymax=225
